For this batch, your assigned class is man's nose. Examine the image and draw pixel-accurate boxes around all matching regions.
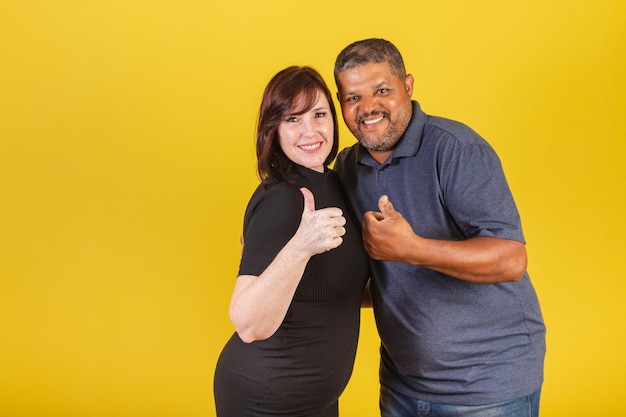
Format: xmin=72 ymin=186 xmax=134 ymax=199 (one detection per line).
xmin=360 ymin=95 xmax=377 ymax=114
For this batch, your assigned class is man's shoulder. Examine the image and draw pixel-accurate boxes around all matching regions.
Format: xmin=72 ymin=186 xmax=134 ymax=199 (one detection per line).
xmin=337 ymin=142 xmax=360 ymax=157
xmin=334 ymin=142 xmax=360 ymax=171
xmin=425 ymin=114 xmax=485 ymax=146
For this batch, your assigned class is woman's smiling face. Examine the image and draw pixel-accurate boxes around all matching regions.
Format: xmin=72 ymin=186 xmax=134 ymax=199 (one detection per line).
xmin=278 ymin=90 xmax=334 ymax=173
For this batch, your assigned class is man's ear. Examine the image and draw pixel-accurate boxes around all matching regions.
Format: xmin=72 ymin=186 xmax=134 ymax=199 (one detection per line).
xmin=405 ymin=74 xmax=414 ymax=97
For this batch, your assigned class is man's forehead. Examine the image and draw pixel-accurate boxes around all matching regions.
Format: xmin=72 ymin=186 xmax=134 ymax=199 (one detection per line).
xmin=338 ymin=73 xmax=393 ymax=96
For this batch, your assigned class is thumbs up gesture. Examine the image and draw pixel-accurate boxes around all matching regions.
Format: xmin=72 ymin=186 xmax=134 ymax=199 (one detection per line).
xmin=362 ymin=195 xmax=418 ymax=261
xmin=295 ymin=187 xmax=346 ymax=255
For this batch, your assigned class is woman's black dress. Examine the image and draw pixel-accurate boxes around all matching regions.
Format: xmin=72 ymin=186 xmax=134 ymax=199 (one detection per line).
xmin=214 ymin=165 xmax=369 ymax=417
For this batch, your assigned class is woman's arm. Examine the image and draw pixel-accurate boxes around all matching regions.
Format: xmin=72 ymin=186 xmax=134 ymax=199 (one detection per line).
xmin=229 ymin=187 xmax=346 ymax=343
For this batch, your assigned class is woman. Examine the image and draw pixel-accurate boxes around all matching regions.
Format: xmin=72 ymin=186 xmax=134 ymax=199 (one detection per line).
xmin=213 ymin=66 xmax=370 ymax=417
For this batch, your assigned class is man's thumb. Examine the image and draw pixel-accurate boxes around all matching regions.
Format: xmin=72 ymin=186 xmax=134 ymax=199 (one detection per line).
xmin=300 ymin=187 xmax=315 ymax=212
xmin=378 ymin=195 xmax=396 ymax=218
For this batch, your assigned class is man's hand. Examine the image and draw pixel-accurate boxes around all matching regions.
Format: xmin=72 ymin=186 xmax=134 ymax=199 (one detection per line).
xmin=362 ymin=195 xmax=418 ymax=262
xmin=362 ymin=195 xmax=528 ymax=283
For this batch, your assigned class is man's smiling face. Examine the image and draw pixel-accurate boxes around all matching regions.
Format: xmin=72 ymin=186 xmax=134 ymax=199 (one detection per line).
xmin=337 ymin=62 xmax=414 ymax=163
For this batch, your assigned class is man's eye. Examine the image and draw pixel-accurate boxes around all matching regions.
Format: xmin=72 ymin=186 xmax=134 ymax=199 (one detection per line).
xmin=376 ymin=88 xmax=388 ymax=94
xmin=346 ymin=96 xmax=359 ymax=102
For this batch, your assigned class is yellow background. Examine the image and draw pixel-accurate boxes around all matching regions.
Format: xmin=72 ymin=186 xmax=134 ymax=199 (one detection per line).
xmin=1 ymin=1 xmax=624 ymax=416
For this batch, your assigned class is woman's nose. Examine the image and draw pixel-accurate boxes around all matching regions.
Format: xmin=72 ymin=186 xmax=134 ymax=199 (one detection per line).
xmin=300 ymin=117 xmax=315 ymax=137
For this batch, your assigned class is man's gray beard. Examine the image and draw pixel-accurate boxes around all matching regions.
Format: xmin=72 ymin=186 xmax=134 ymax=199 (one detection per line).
xmin=358 ymin=125 xmax=402 ymax=152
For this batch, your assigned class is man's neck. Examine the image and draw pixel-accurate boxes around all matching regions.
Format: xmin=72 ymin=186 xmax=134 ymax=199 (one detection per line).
xmin=369 ymin=149 xmax=393 ymax=165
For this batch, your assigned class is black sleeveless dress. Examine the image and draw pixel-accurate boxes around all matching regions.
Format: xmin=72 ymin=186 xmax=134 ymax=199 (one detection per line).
xmin=213 ymin=165 xmax=369 ymax=417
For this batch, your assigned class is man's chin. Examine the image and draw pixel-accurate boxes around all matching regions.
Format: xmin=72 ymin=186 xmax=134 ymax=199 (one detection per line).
xmin=359 ymin=136 xmax=386 ymax=150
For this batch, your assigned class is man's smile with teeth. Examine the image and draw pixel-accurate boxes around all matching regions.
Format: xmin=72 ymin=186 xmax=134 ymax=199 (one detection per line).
xmin=363 ymin=116 xmax=384 ymax=125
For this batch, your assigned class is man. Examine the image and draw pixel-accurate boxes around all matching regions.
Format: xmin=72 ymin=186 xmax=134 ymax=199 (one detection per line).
xmin=333 ymin=38 xmax=546 ymax=417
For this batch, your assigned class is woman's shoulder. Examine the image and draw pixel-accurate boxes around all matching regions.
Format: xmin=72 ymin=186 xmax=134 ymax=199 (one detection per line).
xmin=245 ymin=181 xmax=303 ymax=218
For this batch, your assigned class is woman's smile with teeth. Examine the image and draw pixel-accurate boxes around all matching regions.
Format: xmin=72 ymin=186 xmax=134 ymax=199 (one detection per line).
xmin=299 ymin=142 xmax=322 ymax=151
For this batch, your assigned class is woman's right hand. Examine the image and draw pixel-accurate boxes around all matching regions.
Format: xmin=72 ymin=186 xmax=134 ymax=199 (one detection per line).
xmin=295 ymin=187 xmax=345 ymax=255
xmin=230 ymin=187 xmax=346 ymax=342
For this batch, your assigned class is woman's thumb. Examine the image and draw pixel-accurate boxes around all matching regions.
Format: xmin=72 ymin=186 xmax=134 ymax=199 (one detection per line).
xmin=300 ymin=187 xmax=315 ymax=212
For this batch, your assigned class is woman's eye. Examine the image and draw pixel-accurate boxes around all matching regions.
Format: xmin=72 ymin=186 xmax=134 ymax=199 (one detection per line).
xmin=315 ymin=112 xmax=327 ymax=118
xmin=285 ymin=116 xmax=298 ymax=123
